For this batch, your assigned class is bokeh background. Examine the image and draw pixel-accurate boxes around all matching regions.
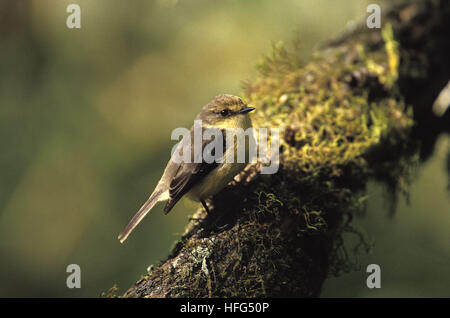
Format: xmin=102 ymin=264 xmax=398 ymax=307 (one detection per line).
xmin=0 ymin=0 xmax=448 ymax=297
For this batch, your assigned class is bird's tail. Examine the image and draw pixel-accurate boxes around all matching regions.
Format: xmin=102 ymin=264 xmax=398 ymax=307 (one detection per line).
xmin=118 ymin=190 xmax=164 ymax=243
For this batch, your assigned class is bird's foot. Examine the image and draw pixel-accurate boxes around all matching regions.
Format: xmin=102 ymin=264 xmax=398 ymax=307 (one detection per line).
xmin=200 ymin=200 xmax=211 ymax=214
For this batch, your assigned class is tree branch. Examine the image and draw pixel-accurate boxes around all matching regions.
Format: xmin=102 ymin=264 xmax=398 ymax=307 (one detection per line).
xmin=122 ymin=0 xmax=450 ymax=298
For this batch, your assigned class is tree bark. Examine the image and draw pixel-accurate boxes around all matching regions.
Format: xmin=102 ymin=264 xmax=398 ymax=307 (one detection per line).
xmin=123 ymin=0 xmax=450 ymax=298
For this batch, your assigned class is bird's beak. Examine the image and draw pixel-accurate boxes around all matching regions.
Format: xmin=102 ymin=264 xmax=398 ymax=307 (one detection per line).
xmin=239 ymin=106 xmax=255 ymax=114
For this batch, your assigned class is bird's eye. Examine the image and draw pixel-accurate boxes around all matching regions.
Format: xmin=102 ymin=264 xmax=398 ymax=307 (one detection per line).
xmin=220 ymin=109 xmax=229 ymax=117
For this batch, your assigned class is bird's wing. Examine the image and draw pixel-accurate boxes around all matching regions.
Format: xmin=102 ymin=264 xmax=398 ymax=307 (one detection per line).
xmin=163 ymin=127 xmax=225 ymax=214
xmin=118 ymin=127 xmax=225 ymax=242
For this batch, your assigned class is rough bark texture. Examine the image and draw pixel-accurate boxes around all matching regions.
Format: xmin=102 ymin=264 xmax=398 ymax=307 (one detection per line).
xmin=122 ymin=0 xmax=450 ymax=298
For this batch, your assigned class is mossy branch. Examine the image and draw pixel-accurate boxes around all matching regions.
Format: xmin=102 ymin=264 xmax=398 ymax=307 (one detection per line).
xmin=122 ymin=0 xmax=450 ymax=298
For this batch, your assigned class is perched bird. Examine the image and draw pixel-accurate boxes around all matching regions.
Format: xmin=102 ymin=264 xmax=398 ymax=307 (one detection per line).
xmin=118 ymin=94 xmax=255 ymax=243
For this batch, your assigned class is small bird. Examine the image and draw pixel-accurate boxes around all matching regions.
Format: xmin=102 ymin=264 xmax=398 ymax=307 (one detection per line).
xmin=118 ymin=94 xmax=255 ymax=243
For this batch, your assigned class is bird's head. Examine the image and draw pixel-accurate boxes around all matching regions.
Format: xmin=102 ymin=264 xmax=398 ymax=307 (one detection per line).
xmin=198 ymin=94 xmax=255 ymax=129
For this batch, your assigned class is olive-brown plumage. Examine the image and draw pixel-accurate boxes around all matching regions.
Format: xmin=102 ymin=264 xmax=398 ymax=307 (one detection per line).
xmin=118 ymin=94 xmax=254 ymax=243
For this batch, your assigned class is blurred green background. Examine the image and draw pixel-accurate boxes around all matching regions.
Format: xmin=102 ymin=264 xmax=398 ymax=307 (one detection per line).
xmin=0 ymin=0 xmax=448 ymax=297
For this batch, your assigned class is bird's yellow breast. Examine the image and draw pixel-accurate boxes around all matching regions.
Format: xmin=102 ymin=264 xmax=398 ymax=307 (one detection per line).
xmin=187 ymin=113 xmax=253 ymax=201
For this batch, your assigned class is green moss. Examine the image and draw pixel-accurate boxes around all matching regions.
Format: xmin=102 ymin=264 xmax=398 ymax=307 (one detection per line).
xmin=101 ymin=284 xmax=119 ymax=298
xmin=238 ymin=24 xmax=415 ymax=277
xmin=246 ymin=34 xmax=407 ymax=179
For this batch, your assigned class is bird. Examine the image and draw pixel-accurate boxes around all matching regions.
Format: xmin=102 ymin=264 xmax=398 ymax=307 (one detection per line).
xmin=118 ymin=94 xmax=255 ymax=243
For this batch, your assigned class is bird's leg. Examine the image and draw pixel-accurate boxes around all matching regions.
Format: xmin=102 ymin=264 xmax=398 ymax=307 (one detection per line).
xmin=201 ymin=200 xmax=210 ymax=214
xmin=200 ymin=199 xmax=231 ymax=233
